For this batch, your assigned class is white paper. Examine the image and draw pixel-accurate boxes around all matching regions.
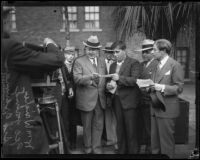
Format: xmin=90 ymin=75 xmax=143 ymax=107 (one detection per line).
xmin=136 ymin=79 xmax=154 ymax=88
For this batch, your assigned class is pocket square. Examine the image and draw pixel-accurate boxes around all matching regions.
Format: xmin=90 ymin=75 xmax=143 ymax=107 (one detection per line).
xmin=165 ymin=70 xmax=171 ymax=75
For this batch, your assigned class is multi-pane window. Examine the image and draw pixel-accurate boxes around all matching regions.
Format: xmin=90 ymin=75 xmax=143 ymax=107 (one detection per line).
xmin=176 ymin=47 xmax=189 ymax=78
xmin=84 ymin=6 xmax=100 ymax=29
xmin=68 ymin=6 xmax=77 ymax=29
xmin=9 ymin=7 xmax=17 ymax=32
xmin=60 ymin=6 xmax=78 ymax=31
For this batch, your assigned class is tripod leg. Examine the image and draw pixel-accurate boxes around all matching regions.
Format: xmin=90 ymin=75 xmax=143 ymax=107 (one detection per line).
xmin=55 ymin=102 xmax=64 ymax=154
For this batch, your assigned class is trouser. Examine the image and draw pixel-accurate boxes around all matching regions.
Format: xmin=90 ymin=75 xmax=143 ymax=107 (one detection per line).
xmin=80 ymin=97 xmax=104 ymax=152
xmin=151 ymin=116 xmax=176 ymax=158
xmin=114 ymin=95 xmax=138 ymax=154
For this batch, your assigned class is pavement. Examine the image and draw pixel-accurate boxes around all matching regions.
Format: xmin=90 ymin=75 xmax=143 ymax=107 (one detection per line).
xmin=69 ymin=84 xmax=197 ymax=158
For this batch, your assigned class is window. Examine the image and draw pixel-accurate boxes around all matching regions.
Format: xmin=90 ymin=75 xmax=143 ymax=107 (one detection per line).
xmin=84 ymin=6 xmax=101 ymax=31
xmin=175 ymin=47 xmax=189 ymax=79
xmin=9 ymin=7 xmax=17 ymax=32
xmin=60 ymin=6 xmax=79 ymax=32
xmin=68 ymin=6 xmax=77 ymax=29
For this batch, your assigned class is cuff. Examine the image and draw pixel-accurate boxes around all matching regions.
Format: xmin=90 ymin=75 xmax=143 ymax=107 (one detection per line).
xmin=161 ymin=85 xmax=165 ymax=92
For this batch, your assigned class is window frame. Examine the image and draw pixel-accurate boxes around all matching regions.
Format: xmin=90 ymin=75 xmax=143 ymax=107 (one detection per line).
xmin=83 ymin=6 xmax=102 ymax=32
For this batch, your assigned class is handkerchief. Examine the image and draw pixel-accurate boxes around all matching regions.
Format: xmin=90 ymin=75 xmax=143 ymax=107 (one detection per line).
xmin=165 ymin=70 xmax=171 ymax=75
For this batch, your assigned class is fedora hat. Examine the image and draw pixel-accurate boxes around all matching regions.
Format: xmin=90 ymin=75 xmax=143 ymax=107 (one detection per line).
xmin=102 ymin=42 xmax=115 ymax=52
xmin=3 ymin=6 xmax=14 ymax=17
xmin=135 ymin=39 xmax=154 ymax=52
xmin=83 ymin=35 xmax=102 ymax=48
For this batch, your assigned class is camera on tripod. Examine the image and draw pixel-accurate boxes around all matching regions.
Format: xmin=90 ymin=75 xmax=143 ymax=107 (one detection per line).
xmin=23 ymin=41 xmax=65 ymax=154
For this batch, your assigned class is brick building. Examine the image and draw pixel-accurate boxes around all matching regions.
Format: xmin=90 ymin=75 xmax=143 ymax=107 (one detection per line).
xmin=7 ymin=5 xmax=196 ymax=83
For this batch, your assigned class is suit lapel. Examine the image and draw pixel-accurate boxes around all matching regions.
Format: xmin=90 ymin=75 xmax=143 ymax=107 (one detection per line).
xmin=156 ymin=57 xmax=172 ymax=83
xmin=119 ymin=57 xmax=129 ymax=75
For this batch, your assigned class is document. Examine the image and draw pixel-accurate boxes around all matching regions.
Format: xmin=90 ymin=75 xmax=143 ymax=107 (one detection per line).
xmin=136 ymin=79 xmax=154 ymax=88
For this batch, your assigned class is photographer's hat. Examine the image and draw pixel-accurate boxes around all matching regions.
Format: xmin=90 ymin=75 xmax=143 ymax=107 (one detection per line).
xmin=83 ymin=35 xmax=102 ymax=48
xmin=135 ymin=39 xmax=154 ymax=52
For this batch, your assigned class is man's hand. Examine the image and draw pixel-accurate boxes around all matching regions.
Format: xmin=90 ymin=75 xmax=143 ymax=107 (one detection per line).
xmin=106 ymin=82 xmax=115 ymax=90
xmin=91 ymin=73 xmax=100 ymax=85
xmin=154 ymin=83 xmax=165 ymax=92
xmin=111 ymin=73 xmax=119 ymax=81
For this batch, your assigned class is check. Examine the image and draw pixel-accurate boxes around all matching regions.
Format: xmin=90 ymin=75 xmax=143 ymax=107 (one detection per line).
xmin=99 ymin=74 xmax=114 ymax=78
xmin=136 ymin=79 xmax=154 ymax=88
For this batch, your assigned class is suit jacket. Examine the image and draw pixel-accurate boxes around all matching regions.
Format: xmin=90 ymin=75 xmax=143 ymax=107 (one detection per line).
xmin=140 ymin=59 xmax=159 ymax=103
xmin=1 ymin=38 xmax=64 ymax=154
xmin=73 ymin=55 xmax=106 ymax=111
xmin=151 ymin=57 xmax=184 ymax=118
xmin=109 ymin=56 xmax=141 ymax=109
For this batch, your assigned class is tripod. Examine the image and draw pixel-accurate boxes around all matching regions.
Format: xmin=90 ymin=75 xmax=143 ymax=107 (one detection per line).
xmin=36 ymin=96 xmax=64 ymax=154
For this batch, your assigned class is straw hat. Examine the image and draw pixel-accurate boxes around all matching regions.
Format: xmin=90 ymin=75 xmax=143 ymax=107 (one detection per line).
xmin=83 ymin=35 xmax=102 ymax=48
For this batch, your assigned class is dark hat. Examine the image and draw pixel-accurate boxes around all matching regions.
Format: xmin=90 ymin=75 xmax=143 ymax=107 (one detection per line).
xmin=135 ymin=39 xmax=154 ymax=52
xmin=83 ymin=35 xmax=102 ymax=49
xmin=150 ymin=92 xmax=166 ymax=111
xmin=2 ymin=6 xmax=14 ymax=17
xmin=102 ymin=42 xmax=115 ymax=52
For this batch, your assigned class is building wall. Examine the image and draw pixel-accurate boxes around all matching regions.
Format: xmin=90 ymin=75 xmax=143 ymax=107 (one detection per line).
xmin=11 ymin=6 xmax=116 ymax=55
xmin=10 ymin=6 xmax=195 ymax=82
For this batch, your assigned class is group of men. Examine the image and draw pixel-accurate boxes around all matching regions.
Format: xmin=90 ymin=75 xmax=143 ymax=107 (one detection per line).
xmin=2 ymin=6 xmax=184 ymax=158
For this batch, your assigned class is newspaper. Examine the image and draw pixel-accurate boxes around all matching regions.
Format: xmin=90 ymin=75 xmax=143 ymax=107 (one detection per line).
xmin=136 ymin=79 xmax=154 ymax=88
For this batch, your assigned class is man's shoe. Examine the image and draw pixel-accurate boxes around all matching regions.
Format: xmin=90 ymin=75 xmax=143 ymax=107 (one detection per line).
xmin=84 ymin=147 xmax=92 ymax=154
xmin=93 ymin=148 xmax=103 ymax=154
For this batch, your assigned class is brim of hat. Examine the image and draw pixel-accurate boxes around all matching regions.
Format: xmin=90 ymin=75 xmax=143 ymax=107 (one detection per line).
xmin=102 ymin=49 xmax=114 ymax=52
xmin=83 ymin=41 xmax=102 ymax=48
xmin=134 ymin=47 xmax=153 ymax=52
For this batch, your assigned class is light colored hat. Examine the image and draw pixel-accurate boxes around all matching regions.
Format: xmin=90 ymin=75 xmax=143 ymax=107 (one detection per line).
xmin=64 ymin=46 xmax=75 ymax=52
xmin=83 ymin=35 xmax=102 ymax=48
xmin=102 ymin=42 xmax=115 ymax=52
xmin=135 ymin=39 xmax=154 ymax=52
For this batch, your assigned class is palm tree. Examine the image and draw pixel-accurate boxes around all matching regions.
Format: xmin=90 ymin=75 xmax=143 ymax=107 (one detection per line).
xmin=112 ymin=2 xmax=199 ymax=43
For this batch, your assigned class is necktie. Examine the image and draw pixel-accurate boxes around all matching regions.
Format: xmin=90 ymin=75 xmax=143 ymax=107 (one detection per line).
xmin=92 ymin=58 xmax=97 ymax=69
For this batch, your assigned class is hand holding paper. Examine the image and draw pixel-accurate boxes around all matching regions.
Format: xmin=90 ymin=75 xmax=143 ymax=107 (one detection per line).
xmin=136 ymin=79 xmax=154 ymax=88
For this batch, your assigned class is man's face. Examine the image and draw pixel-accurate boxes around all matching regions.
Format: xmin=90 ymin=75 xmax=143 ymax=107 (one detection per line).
xmin=105 ymin=52 xmax=115 ymax=61
xmin=114 ymin=46 xmax=125 ymax=62
xmin=142 ymin=49 xmax=154 ymax=62
xmin=85 ymin=46 xmax=99 ymax=58
xmin=152 ymin=44 xmax=162 ymax=61
xmin=64 ymin=51 xmax=75 ymax=63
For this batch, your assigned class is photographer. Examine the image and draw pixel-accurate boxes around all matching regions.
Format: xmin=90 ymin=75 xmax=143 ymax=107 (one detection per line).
xmin=2 ymin=7 xmax=65 ymax=155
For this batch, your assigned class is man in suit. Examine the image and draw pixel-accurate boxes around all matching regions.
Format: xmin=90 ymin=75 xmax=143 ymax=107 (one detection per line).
xmin=107 ymin=41 xmax=141 ymax=154
xmin=73 ymin=35 xmax=106 ymax=154
xmin=102 ymin=43 xmax=118 ymax=150
xmin=135 ymin=39 xmax=159 ymax=154
xmin=150 ymin=39 xmax=184 ymax=158
xmin=2 ymin=7 xmax=65 ymax=155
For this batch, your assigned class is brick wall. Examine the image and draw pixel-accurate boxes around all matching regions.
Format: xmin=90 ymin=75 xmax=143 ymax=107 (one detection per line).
xmin=11 ymin=6 xmax=117 ymax=55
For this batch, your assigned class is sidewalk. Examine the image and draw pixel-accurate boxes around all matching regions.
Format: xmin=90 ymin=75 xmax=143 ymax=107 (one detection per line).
xmin=72 ymin=84 xmax=197 ymax=157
